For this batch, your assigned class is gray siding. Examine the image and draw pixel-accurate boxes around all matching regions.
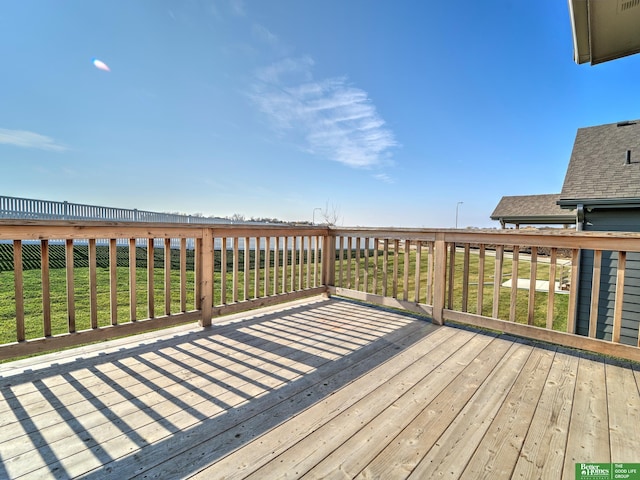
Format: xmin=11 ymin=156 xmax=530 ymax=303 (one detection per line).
xmin=577 ymin=209 xmax=640 ymax=346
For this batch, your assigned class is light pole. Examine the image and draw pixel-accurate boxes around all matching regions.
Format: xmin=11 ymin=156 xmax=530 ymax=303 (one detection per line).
xmin=312 ymin=207 xmax=322 ymax=225
xmin=455 ymin=202 xmax=463 ymax=229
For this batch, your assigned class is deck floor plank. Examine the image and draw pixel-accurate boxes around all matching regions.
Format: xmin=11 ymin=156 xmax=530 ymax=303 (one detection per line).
xmin=17 ymin=301 xmax=429 ymax=479
xmin=605 ymin=359 xmax=640 ymax=464
xmin=461 ymin=345 xmax=556 ymax=479
xmin=96 ymin=302 xmax=436 ymax=480
xmin=183 ymin=326 xmax=456 ymax=480
xmin=355 ymin=335 xmax=515 ymax=480
xmin=562 ymin=354 xmax=610 ymax=479
xmin=301 ymin=331 xmax=498 ymax=480
xmin=0 ymin=297 xmax=639 ymax=479
xmin=405 ymin=341 xmax=534 ymax=479
xmin=238 ymin=328 xmax=476 ymax=479
xmin=511 ymin=350 xmax=579 ymax=479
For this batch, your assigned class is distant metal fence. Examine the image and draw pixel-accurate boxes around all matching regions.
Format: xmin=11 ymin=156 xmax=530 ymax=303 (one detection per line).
xmin=0 ymin=195 xmax=228 ymax=224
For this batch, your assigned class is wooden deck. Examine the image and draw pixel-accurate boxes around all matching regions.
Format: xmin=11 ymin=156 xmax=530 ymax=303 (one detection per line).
xmin=0 ymin=297 xmax=639 ymax=479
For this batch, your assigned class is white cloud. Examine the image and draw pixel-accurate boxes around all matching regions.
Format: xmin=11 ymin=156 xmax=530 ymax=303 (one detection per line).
xmin=250 ymin=57 xmax=397 ymax=168
xmin=373 ymin=173 xmax=394 ymax=183
xmin=0 ymin=128 xmax=67 ymax=152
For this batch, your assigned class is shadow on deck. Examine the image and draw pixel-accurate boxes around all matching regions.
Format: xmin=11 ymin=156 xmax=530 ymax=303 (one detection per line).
xmin=1 ymin=296 xmax=639 ymax=479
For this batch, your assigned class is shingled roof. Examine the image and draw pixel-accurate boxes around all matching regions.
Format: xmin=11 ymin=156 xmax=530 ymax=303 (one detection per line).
xmin=559 ymin=119 xmax=640 ymax=207
xmin=491 ymin=194 xmax=575 ymax=227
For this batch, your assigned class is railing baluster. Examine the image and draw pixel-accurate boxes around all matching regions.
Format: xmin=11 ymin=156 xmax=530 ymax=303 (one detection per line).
xmin=527 ymin=247 xmax=537 ymax=326
xmin=66 ymin=239 xmax=75 ymax=333
xmin=346 ymin=237 xmax=352 ymax=289
xmin=88 ymin=239 xmax=97 ymax=329
xmin=306 ymin=235 xmax=312 ymax=289
xmin=338 ymin=236 xmax=344 ymax=287
xmin=13 ymin=240 xmax=24 ymax=341
xmin=164 ymin=238 xmax=172 ymax=315
xmin=589 ymin=250 xmax=602 ymax=338
xmin=462 ymin=243 xmax=470 ymax=312
xmin=244 ymin=236 xmax=250 ymax=301
xmin=546 ymin=247 xmax=557 ymax=330
xmin=363 ymin=237 xmax=369 ymax=293
xmin=402 ymin=239 xmax=410 ymax=301
xmin=221 ymin=237 xmax=228 ymax=304
xmin=273 ymin=236 xmax=279 ymax=295
xmin=414 ymin=241 xmax=421 ymax=303
xmin=130 ymin=238 xmax=138 ymax=320
xmin=382 ymin=239 xmax=389 ymax=297
xmin=264 ymin=237 xmax=271 ymax=296
xmin=255 ymin=237 xmax=261 ymax=299
xmin=427 ymin=241 xmax=434 ymax=305
xmin=373 ymin=238 xmax=379 ymax=295
xmin=393 ymin=239 xmax=400 ymax=299
xmin=298 ymin=236 xmax=303 ymax=291
xmin=477 ymin=244 xmax=485 ymax=316
xmin=313 ymin=235 xmax=319 ymax=288
xmin=492 ymin=245 xmax=504 ymax=319
xmin=282 ymin=236 xmax=289 ymax=293
xmin=194 ymin=238 xmax=202 ymax=310
xmin=509 ymin=246 xmax=519 ymax=322
xmin=612 ymin=251 xmax=626 ymax=344
xmin=41 ymin=239 xmax=52 ymax=336
xmin=109 ymin=238 xmax=118 ymax=325
xmin=566 ymin=248 xmax=580 ymax=334
xmin=233 ymin=237 xmax=239 ymax=302
xmin=355 ymin=237 xmax=361 ymax=291
xmin=147 ymin=238 xmax=155 ymax=318
xmin=291 ymin=236 xmax=297 ymax=292
xmin=447 ymin=243 xmax=456 ymax=309
xmin=179 ymin=238 xmax=186 ymax=312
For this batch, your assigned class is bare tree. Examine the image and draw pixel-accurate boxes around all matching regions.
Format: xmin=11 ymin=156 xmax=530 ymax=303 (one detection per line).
xmin=320 ymin=201 xmax=341 ymax=226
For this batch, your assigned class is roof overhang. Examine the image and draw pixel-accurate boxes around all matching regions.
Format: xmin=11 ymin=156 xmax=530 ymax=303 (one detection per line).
xmin=569 ymin=0 xmax=640 ymax=65
xmin=558 ymin=197 xmax=640 ymax=208
xmin=489 ymin=215 xmax=576 ymax=226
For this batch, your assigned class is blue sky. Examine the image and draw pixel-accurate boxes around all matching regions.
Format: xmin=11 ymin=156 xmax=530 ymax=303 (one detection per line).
xmin=1 ymin=1 xmax=640 ymax=227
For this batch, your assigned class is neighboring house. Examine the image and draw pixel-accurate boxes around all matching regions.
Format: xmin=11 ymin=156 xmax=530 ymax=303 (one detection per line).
xmin=558 ymin=119 xmax=640 ymax=346
xmin=490 ymin=193 xmax=575 ymax=229
xmin=490 ymin=119 xmax=640 ymax=346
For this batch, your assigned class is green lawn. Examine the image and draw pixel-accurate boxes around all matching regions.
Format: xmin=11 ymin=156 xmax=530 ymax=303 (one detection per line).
xmin=335 ymin=245 xmax=570 ymax=332
xmin=0 ymin=245 xmax=570 ymax=346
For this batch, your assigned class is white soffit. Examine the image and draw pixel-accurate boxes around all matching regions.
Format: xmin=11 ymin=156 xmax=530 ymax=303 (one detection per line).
xmin=570 ymin=0 xmax=640 ymax=65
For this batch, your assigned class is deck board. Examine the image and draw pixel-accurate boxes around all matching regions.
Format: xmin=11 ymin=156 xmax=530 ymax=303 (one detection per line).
xmin=301 ymin=330 xmax=497 ymax=480
xmin=511 ymin=351 xmax=579 ymax=479
xmin=0 ymin=296 xmax=639 ymax=479
xmin=562 ymin=354 xmax=610 ymax=479
xmin=461 ymin=345 xmax=556 ymax=479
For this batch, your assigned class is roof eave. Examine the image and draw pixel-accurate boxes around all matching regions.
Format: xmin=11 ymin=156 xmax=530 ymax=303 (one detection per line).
xmin=568 ymin=0 xmax=591 ymax=64
xmin=558 ymin=197 xmax=640 ymax=208
xmin=490 ymin=215 xmax=576 ymax=224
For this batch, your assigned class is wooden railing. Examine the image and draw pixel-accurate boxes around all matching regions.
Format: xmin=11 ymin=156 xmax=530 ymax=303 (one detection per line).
xmin=0 ymin=220 xmax=328 ymax=360
xmin=1 ymin=222 xmax=640 ymax=362
xmin=331 ymin=228 xmax=640 ymax=363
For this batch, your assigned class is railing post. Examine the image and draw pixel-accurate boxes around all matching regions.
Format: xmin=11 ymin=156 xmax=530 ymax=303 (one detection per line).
xmin=322 ymin=228 xmax=336 ymax=295
xmin=432 ymin=233 xmax=447 ymax=325
xmin=200 ymin=228 xmax=214 ymax=327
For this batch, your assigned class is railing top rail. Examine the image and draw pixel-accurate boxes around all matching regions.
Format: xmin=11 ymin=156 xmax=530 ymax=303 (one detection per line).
xmin=331 ymin=227 xmax=640 ymax=252
xmin=0 ymin=219 xmax=330 ymax=240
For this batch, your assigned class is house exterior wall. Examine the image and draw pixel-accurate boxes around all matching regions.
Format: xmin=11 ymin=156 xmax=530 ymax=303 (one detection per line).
xmin=577 ymin=208 xmax=640 ymax=346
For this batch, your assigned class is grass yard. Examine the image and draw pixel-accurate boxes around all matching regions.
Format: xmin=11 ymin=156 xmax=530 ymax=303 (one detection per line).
xmin=335 ymin=245 xmax=570 ymax=332
xmin=0 ymin=244 xmax=571 ymax=348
